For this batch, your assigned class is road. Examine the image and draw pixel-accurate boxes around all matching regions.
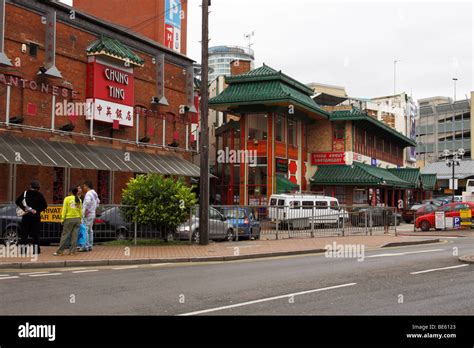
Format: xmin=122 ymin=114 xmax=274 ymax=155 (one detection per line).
xmin=0 ymin=237 xmax=473 ymax=315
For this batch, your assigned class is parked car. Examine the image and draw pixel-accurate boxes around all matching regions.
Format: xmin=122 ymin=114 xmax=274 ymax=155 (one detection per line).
xmin=421 ymin=199 xmax=442 ymax=207
xmin=350 ymin=207 xmax=401 ymax=227
xmin=402 ymin=203 xmax=438 ymax=223
xmin=415 ymin=202 xmax=474 ymax=231
xmin=93 ymin=206 xmax=177 ymax=242
xmin=268 ymin=194 xmax=343 ymax=228
xmin=176 ymin=207 xmax=234 ymax=242
xmin=217 ymin=207 xmax=261 ymax=240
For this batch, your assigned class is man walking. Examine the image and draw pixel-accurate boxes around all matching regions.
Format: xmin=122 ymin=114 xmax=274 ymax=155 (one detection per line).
xmin=15 ymin=180 xmax=48 ymax=255
xmin=81 ymin=180 xmax=100 ymax=252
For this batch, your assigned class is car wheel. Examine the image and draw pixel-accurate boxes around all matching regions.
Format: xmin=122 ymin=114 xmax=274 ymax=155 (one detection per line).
xmin=225 ymin=228 xmax=234 ymax=242
xmin=253 ymin=228 xmax=261 ymax=240
xmin=404 ymin=219 xmax=411 ymax=224
xmin=115 ymin=228 xmax=129 ymax=241
xmin=420 ymin=220 xmax=430 ymax=231
xmin=3 ymin=227 xmax=19 ymax=245
xmin=192 ymin=229 xmax=200 ymax=243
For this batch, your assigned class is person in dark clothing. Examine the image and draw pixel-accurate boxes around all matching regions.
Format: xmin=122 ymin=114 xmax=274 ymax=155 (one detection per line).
xmin=15 ymin=180 xmax=48 ymax=255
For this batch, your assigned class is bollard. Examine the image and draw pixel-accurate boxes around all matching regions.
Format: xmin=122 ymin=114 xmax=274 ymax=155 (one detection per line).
xmin=394 ymin=210 xmax=398 ymax=236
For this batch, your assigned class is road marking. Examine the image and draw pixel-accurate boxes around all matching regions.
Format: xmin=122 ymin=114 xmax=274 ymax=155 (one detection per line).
xmin=112 ymin=266 xmax=139 ymax=270
xmin=29 ymin=273 xmax=62 ymax=277
xmin=0 ymin=276 xmax=19 ymax=280
xmin=410 ymin=264 xmax=469 ymax=275
xmin=0 ymin=274 xmax=10 ymax=277
xmin=72 ymin=269 xmax=99 ymax=274
xmin=366 ymin=249 xmax=444 ymax=258
xmin=20 ymin=271 xmax=50 ymax=275
xmin=65 ymin=268 xmax=87 ymax=271
xmin=179 ymin=282 xmax=357 ymax=316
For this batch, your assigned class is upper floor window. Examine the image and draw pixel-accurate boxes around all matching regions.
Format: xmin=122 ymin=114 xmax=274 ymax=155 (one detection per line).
xmin=288 ymin=119 xmax=297 ymax=146
xmin=275 ymin=115 xmax=285 ymax=142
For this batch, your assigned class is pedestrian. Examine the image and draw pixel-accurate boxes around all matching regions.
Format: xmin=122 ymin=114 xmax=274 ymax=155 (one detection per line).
xmin=15 ymin=180 xmax=48 ymax=255
xmin=81 ymin=180 xmax=100 ymax=252
xmin=54 ymin=187 xmax=82 ymax=256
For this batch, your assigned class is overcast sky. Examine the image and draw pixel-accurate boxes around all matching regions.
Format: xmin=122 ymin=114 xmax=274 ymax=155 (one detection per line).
xmin=64 ymin=0 xmax=472 ymax=101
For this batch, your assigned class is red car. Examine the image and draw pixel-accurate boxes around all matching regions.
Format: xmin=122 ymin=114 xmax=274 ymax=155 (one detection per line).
xmin=415 ymin=202 xmax=474 ymax=231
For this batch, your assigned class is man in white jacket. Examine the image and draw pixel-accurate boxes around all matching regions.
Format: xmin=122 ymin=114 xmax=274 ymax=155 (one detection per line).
xmin=81 ymin=180 xmax=100 ymax=252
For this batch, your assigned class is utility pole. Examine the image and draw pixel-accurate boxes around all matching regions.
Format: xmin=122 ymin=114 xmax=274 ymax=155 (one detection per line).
xmin=199 ymin=0 xmax=210 ymax=245
xmin=453 ymin=77 xmax=458 ymax=101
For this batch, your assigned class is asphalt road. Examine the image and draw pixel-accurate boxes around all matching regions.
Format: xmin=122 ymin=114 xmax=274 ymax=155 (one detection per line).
xmin=0 ymin=237 xmax=473 ymax=315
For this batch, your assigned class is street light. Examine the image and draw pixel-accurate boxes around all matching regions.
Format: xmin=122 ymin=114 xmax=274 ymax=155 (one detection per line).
xmin=452 ymin=77 xmax=458 ymax=102
xmin=442 ymin=148 xmax=464 ymax=202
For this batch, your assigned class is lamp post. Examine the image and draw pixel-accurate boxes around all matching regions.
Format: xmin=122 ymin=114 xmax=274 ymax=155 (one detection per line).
xmin=443 ymin=148 xmax=464 ymax=202
xmin=452 ymin=77 xmax=458 ymax=102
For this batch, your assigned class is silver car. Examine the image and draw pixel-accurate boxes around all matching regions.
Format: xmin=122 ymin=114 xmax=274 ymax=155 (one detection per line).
xmin=176 ymin=207 xmax=234 ymax=242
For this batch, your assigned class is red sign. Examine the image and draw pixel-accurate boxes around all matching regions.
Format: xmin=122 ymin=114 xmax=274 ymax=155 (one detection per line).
xmin=86 ymin=61 xmax=134 ymax=106
xmin=311 ymin=152 xmax=345 ymax=165
xmin=165 ymin=24 xmax=174 ymax=49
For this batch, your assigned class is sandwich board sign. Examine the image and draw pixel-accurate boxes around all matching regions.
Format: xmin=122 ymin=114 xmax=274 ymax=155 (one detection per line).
xmin=435 ymin=211 xmax=445 ymax=229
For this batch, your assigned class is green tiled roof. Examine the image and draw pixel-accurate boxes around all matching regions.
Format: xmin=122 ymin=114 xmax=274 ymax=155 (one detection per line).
xmin=310 ymin=162 xmax=412 ymax=188
xmin=209 ymin=65 xmax=329 ymax=118
xmin=420 ymin=173 xmax=437 ymax=190
xmin=331 ymin=108 xmax=416 ymax=147
xmin=87 ymin=36 xmax=145 ymax=67
xmin=276 ymin=174 xmax=299 ymax=193
xmin=387 ymin=168 xmax=421 ymax=188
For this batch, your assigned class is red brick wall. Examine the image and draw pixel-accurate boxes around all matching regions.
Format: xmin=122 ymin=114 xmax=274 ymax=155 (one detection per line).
xmin=0 ymin=3 xmax=191 ymax=160
xmin=73 ymin=0 xmax=188 ymax=56
xmin=230 ymin=60 xmax=252 ymax=76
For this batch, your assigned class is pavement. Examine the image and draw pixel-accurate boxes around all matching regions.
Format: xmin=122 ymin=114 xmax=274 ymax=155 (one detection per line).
xmin=0 ymin=233 xmax=443 ymax=269
xmin=0 ymin=235 xmax=472 ymax=315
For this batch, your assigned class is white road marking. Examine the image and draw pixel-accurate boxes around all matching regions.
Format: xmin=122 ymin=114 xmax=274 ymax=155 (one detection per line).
xmin=29 ymin=273 xmax=62 ymax=277
xmin=112 ymin=266 xmax=139 ymax=270
xmin=20 ymin=271 xmax=49 ymax=275
xmin=179 ymin=282 xmax=357 ymax=316
xmin=149 ymin=263 xmax=172 ymax=267
xmin=410 ymin=264 xmax=469 ymax=275
xmin=0 ymin=276 xmax=19 ymax=280
xmin=0 ymin=274 xmax=10 ymax=277
xmin=65 ymin=268 xmax=87 ymax=271
xmin=72 ymin=269 xmax=99 ymax=274
xmin=366 ymin=249 xmax=445 ymax=258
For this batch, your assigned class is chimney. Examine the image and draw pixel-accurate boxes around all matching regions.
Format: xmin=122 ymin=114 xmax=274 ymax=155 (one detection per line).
xmin=230 ymin=59 xmax=252 ymax=76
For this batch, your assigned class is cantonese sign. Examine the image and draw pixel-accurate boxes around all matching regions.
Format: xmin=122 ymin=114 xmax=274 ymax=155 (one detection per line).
xmin=311 ymin=152 xmax=345 ymax=165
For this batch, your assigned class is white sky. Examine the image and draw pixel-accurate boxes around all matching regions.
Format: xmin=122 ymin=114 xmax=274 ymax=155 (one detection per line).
xmin=63 ymin=0 xmax=473 ymax=101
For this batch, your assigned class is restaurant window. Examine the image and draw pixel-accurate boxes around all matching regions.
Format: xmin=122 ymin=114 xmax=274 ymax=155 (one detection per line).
xmin=334 ymin=186 xmax=346 ymax=204
xmin=98 ymin=170 xmax=109 ymax=204
xmin=353 ymin=188 xmax=367 ymax=204
xmin=288 ymin=119 xmax=297 ymax=146
xmin=52 ymin=167 xmax=64 ymax=203
xmin=333 ymin=123 xmax=345 ymax=141
xmin=275 ymin=115 xmax=285 ymax=142
xmin=248 ymin=114 xmax=268 ymax=141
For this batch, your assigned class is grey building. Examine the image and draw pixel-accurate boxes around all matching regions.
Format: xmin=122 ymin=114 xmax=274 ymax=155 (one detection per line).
xmin=208 ymin=45 xmax=254 ymax=82
xmin=416 ymin=96 xmax=471 ymax=165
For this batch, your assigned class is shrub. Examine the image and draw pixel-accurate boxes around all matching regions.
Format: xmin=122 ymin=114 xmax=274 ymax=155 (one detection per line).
xmin=121 ymin=174 xmax=197 ymax=230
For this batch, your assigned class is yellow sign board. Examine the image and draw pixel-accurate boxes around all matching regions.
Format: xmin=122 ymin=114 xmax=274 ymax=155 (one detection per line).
xmin=40 ymin=207 xmax=63 ymax=223
xmin=460 ymin=209 xmax=472 ymax=227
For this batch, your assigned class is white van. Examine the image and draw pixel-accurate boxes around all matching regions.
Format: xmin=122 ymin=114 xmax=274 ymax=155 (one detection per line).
xmin=268 ymin=194 xmax=343 ymax=228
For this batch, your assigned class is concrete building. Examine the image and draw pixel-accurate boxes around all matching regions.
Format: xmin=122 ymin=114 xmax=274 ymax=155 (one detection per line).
xmin=208 ymin=46 xmax=254 ymax=82
xmin=416 ymin=96 xmax=472 ymax=167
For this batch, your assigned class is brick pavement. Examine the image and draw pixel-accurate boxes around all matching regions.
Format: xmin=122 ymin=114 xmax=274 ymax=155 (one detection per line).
xmin=0 ymin=234 xmax=441 ymax=269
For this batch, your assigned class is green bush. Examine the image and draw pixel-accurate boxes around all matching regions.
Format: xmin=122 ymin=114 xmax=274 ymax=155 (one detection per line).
xmin=121 ymin=174 xmax=197 ymax=230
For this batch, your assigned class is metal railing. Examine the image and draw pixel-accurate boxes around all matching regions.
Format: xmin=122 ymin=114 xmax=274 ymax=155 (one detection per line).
xmin=0 ymin=203 xmax=401 ymax=245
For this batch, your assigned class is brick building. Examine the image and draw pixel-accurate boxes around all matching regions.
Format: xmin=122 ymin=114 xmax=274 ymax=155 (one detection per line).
xmin=0 ymin=0 xmax=199 ymax=204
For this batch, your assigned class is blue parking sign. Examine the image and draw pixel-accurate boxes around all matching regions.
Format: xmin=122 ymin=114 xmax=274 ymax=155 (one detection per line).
xmin=454 ymin=217 xmax=461 ymax=229
xmin=165 ymin=0 xmax=182 ymax=29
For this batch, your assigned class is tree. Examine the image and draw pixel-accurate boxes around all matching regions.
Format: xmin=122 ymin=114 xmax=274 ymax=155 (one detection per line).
xmin=121 ymin=174 xmax=197 ymax=230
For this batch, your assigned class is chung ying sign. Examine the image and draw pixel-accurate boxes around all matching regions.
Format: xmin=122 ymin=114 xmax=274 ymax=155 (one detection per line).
xmin=311 ymin=152 xmax=345 ymax=165
xmin=86 ymin=60 xmax=134 ymax=127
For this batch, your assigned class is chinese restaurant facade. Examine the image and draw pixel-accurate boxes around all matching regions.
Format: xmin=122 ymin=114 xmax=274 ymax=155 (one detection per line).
xmin=210 ymin=64 xmax=436 ymax=207
xmin=0 ymin=0 xmax=199 ymax=204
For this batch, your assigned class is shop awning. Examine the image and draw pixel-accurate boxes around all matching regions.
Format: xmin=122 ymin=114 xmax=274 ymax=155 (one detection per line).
xmin=0 ymin=134 xmax=201 ymax=177
xmin=310 ymin=162 xmax=412 ymax=188
xmin=276 ymin=174 xmax=299 ymax=193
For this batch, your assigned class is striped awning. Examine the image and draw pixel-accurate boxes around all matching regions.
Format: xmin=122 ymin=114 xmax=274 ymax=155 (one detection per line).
xmin=0 ymin=134 xmax=201 ymax=177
